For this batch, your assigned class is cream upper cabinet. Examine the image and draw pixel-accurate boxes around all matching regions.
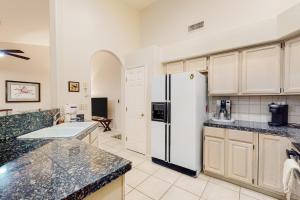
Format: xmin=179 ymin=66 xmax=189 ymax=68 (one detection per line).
xmin=185 ymin=57 xmax=207 ymax=72
xmin=284 ymin=37 xmax=300 ymax=94
xmin=166 ymin=61 xmax=184 ymax=74
xmin=227 ymin=140 xmax=254 ymax=184
xmin=209 ymin=52 xmax=239 ymax=95
xmin=204 ymin=136 xmax=225 ymax=176
xmin=241 ymin=45 xmax=281 ymax=94
xmin=258 ymin=134 xmax=290 ymax=192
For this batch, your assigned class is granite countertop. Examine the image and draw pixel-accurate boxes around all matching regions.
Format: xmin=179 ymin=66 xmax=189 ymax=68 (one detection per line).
xmin=0 ymin=130 xmax=131 ymax=199
xmin=204 ymin=120 xmax=300 ymax=151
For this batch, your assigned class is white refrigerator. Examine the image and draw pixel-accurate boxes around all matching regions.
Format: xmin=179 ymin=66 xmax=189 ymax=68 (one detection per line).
xmin=151 ymin=72 xmax=207 ymax=176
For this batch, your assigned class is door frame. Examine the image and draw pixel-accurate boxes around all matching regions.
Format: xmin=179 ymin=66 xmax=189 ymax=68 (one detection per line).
xmin=124 ymin=65 xmax=148 ymax=155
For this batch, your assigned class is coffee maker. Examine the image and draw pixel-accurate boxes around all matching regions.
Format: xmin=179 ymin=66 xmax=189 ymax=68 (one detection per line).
xmin=215 ymin=100 xmax=232 ymax=120
xmin=268 ymin=103 xmax=288 ymax=126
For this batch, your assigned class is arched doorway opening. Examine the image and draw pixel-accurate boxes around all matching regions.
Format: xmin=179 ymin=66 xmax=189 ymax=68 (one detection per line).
xmin=90 ymin=50 xmax=122 ymax=133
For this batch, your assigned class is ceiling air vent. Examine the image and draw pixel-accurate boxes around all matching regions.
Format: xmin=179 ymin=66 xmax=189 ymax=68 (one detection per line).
xmin=188 ymin=21 xmax=204 ymax=32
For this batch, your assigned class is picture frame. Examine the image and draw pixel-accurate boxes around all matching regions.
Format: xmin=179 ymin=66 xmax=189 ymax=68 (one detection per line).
xmin=6 ymin=80 xmax=41 ymax=103
xmin=68 ymin=81 xmax=80 ymax=92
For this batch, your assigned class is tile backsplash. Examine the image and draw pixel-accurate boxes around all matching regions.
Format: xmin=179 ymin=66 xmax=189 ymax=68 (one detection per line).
xmin=209 ymin=96 xmax=300 ymax=124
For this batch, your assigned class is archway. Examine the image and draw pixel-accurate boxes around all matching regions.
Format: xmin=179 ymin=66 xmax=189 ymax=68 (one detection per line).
xmin=90 ymin=50 xmax=122 ymax=132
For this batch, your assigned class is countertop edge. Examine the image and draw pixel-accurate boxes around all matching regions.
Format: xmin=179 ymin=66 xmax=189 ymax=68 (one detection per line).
xmin=203 ymin=120 xmax=300 ymax=152
xmin=64 ymin=163 xmax=132 ymax=200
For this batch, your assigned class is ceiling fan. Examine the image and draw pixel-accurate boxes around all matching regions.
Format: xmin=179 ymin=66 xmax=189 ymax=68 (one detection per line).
xmin=0 ymin=49 xmax=30 ymax=60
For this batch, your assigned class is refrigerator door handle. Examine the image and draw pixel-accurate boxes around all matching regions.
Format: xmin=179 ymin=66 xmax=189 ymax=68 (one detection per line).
xmin=167 ymin=102 xmax=171 ymax=124
xmin=165 ymin=75 xmax=167 ymax=101
xmin=168 ymin=124 xmax=171 ymax=163
xmin=168 ymin=74 xmax=171 ymax=101
xmin=165 ymin=124 xmax=167 ymax=161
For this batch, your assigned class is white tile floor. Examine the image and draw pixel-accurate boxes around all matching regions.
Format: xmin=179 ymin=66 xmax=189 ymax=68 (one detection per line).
xmin=93 ymin=128 xmax=278 ymax=200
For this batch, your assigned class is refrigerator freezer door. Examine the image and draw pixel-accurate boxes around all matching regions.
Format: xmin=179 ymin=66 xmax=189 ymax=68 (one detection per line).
xmin=152 ymin=75 xmax=167 ymax=102
xmin=151 ymin=121 xmax=167 ymax=161
xmin=170 ymin=72 xmax=207 ymax=172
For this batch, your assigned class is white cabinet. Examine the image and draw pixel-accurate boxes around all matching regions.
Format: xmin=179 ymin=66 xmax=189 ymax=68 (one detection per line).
xmin=209 ymin=52 xmax=239 ymax=95
xmin=241 ymin=45 xmax=281 ymax=94
xmin=166 ymin=61 xmax=184 ymax=74
xmin=284 ymin=37 xmax=300 ymax=94
xmin=227 ymin=140 xmax=254 ymax=184
xmin=185 ymin=57 xmax=207 ymax=72
xmin=258 ymin=134 xmax=290 ymax=192
xmin=204 ymin=136 xmax=225 ymax=176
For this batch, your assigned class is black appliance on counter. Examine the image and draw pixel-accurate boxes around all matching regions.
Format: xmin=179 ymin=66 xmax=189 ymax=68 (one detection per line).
xmin=268 ymin=103 xmax=288 ymax=126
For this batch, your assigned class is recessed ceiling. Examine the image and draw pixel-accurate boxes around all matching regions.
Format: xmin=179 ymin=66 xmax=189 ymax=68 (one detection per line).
xmin=121 ymin=0 xmax=158 ymax=10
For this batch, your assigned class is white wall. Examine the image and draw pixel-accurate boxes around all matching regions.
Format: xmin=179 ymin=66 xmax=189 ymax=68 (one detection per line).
xmin=91 ymin=51 xmax=122 ymax=130
xmin=0 ymin=42 xmax=51 ymax=111
xmin=141 ymin=0 xmax=300 ymax=47
xmin=50 ymin=0 xmax=140 ymax=134
xmin=0 ymin=0 xmax=49 ymax=45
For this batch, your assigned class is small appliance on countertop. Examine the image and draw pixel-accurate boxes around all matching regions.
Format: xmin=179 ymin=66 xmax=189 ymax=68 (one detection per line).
xmin=268 ymin=102 xmax=288 ymax=126
xmin=64 ymin=104 xmax=79 ymax=122
xmin=211 ymin=99 xmax=234 ymax=122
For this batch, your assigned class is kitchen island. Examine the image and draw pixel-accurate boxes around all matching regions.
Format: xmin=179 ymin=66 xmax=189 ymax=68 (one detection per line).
xmin=0 ymin=111 xmax=131 ymax=200
xmin=0 ymin=137 xmax=131 ymax=200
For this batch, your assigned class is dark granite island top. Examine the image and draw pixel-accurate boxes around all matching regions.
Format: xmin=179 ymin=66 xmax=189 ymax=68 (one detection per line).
xmin=204 ymin=120 xmax=300 ymax=152
xmin=0 ymin=138 xmax=131 ymax=200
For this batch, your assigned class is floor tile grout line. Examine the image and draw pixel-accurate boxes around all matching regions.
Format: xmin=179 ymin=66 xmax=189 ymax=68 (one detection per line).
xmin=158 ymin=173 xmax=183 ymax=200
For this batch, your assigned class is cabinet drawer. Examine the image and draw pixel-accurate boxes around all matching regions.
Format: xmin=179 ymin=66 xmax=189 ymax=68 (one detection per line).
xmin=228 ymin=129 xmax=254 ymax=143
xmin=204 ymin=127 xmax=225 ymax=138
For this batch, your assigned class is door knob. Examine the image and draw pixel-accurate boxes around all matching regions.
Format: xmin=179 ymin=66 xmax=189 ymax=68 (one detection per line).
xmin=141 ymin=113 xmax=144 ymax=117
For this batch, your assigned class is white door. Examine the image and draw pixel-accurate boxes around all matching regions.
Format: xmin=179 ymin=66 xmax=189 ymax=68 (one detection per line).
xmin=209 ymin=52 xmax=239 ymax=95
xmin=125 ymin=67 xmax=146 ymax=154
xmin=227 ymin=140 xmax=254 ymax=184
xmin=241 ymin=45 xmax=281 ymax=94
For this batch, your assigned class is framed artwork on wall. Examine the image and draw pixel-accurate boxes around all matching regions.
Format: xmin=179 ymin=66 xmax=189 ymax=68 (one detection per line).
xmin=68 ymin=81 xmax=80 ymax=92
xmin=6 ymin=80 xmax=41 ymax=103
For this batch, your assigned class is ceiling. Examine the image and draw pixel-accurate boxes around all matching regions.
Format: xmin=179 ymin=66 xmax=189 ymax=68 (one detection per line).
xmin=0 ymin=0 xmax=49 ymax=45
xmin=121 ymin=0 xmax=158 ymax=10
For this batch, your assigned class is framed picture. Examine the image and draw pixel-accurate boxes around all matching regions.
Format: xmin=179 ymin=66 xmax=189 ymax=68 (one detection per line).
xmin=6 ymin=80 xmax=41 ymax=103
xmin=68 ymin=81 xmax=80 ymax=92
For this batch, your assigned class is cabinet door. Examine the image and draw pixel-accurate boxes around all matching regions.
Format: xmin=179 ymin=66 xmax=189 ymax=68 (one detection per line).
xmin=209 ymin=52 xmax=239 ymax=95
xmin=284 ymin=37 xmax=300 ymax=94
xmin=204 ymin=136 xmax=225 ymax=176
xmin=241 ymin=45 xmax=281 ymax=94
xmin=166 ymin=61 xmax=184 ymax=74
xmin=186 ymin=57 xmax=207 ymax=72
xmin=228 ymin=140 xmax=254 ymax=184
xmin=258 ymin=134 xmax=290 ymax=192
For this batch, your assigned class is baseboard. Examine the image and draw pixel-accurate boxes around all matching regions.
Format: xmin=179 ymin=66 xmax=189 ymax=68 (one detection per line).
xmin=152 ymin=157 xmax=198 ymax=177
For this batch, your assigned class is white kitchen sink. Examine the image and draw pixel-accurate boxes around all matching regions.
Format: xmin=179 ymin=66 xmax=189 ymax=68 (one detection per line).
xmin=18 ymin=122 xmax=97 ymax=139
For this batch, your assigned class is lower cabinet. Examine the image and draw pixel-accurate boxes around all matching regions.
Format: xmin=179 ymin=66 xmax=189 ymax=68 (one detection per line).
xmin=258 ymin=134 xmax=290 ymax=193
xmin=204 ymin=136 xmax=225 ymax=176
xmin=204 ymin=127 xmax=291 ymax=196
xmin=227 ymin=140 xmax=254 ymax=184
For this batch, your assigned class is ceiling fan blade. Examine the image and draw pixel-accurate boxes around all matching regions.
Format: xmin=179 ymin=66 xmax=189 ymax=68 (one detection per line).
xmin=6 ymin=52 xmax=30 ymax=60
xmin=0 ymin=49 xmax=24 ymax=53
